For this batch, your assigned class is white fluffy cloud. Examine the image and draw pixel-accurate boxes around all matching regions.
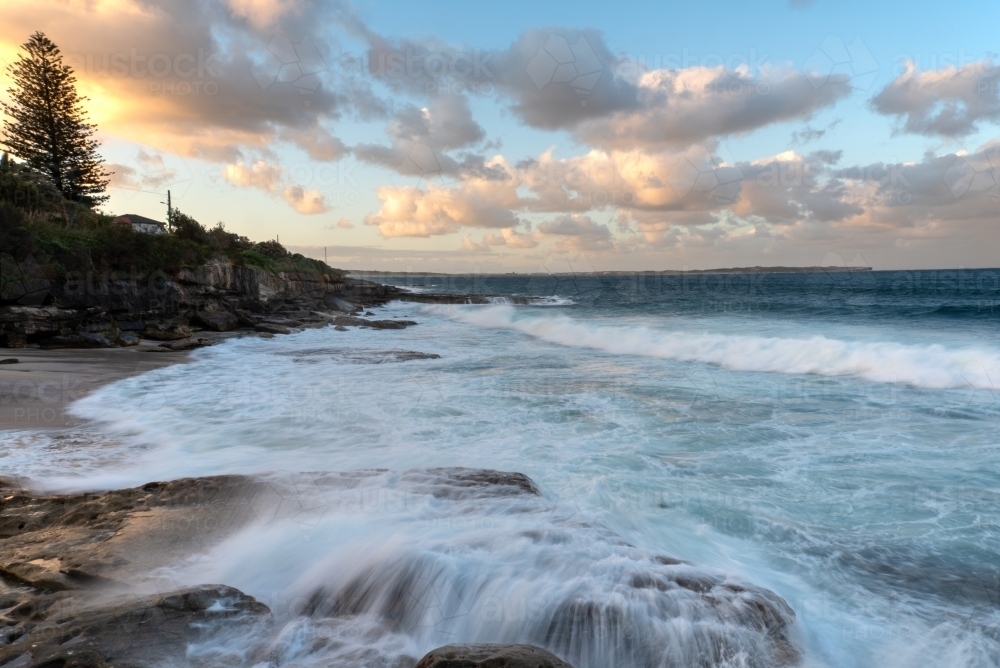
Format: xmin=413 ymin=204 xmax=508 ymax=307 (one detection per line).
xmin=871 ymin=60 xmax=1000 ymax=137
xmin=223 ymin=160 xmax=329 ymax=214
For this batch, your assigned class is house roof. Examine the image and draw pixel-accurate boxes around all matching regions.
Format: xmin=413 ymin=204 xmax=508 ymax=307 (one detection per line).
xmin=114 ymin=214 xmax=165 ymax=227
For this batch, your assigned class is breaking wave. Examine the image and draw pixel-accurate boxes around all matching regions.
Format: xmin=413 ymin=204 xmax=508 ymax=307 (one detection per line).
xmin=429 ymin=305 xmax=1000 ymax=390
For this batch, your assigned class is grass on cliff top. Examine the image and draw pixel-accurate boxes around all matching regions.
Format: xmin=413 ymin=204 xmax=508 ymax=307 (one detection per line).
xmin=0 ymin=162 xmax=341 ymax=280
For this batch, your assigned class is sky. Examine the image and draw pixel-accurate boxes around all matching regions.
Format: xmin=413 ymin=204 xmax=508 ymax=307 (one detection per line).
xmin=1 ymin=0 xmax=998 ymax=272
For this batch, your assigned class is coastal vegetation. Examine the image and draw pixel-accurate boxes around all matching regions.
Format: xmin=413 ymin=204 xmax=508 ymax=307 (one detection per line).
xmin=1 ymin=32 xmax=337 ymax=303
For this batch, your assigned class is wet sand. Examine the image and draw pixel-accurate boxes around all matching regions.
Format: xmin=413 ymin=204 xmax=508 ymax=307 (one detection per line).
xmin=0 ymin=343 xmax=189 ymax=431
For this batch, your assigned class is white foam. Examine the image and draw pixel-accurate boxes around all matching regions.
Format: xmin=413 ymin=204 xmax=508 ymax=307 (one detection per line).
xmin=428 ymin=305 xmax=1000 ymax=390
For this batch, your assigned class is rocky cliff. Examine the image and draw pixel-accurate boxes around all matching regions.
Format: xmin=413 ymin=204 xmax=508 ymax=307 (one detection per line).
xmin=0 ymin=259 xmax=403 ymax=348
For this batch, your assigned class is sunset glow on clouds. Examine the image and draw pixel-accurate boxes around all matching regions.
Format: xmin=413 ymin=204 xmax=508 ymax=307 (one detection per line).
xmin=1 ymin=0 xmax=998 ymax=270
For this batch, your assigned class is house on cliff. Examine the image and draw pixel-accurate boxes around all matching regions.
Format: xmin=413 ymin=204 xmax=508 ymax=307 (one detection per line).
xmin=113 ymin=214 xmax=166 ymax=234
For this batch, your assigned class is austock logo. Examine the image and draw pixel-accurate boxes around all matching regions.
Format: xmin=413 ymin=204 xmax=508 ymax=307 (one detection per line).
xmin=252 ymin=35 xmax=327 ymax=104
xmin=0 ymin=254 xmax=50 ymax=306
xmin=526 ymin=34 xmax=605 ymax=106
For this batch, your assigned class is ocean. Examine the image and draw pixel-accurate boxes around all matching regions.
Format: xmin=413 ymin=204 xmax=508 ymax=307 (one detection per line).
xmin=4 ymin=269 xmax=1000 ymax=668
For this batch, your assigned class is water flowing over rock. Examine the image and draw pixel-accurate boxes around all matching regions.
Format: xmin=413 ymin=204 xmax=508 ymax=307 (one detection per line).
xmin=0 ymin=470 xmax=803 ymax=668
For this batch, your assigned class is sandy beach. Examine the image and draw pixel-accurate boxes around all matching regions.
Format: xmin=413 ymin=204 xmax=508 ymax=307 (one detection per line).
xmin=0 ymin=343 xmax=189 ymax=431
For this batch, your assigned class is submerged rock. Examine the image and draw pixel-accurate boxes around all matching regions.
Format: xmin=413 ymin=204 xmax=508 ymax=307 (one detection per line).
xmin=415 ymin=644 xmax=574 ymax=668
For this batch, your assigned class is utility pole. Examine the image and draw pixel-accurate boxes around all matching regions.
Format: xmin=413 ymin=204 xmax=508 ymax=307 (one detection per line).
xmin=166 ymin=190 xmax=171 ymax=231
xmin=324 ymin=247 xmax=327 ymax=265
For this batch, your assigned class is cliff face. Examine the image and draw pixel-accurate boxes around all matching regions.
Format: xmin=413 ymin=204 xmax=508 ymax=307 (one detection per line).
xmin=0 ymin=259 xmax=401 ymax=348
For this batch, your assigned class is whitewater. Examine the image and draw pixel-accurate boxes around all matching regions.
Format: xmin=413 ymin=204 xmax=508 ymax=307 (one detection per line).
xmin=3 ymin=270 xmax=999 ymax=668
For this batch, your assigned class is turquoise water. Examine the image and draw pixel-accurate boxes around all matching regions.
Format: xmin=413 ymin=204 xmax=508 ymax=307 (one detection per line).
xmin=4 ymin=271 xmax=999 ymax=667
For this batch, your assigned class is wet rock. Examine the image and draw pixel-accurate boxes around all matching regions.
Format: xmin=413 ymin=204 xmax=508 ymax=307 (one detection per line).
xmin=257 ymin=331 xmax=274 ymax=339
xmin=0 ymin=306 xmax=83 ymax=348
xmin=323 ymin=296 xmax=357 ymax=312
xmin=334 ymin=325 xmax=347 ymax=332
xmin=0 ymin=358 xmax=18 ymax=364
xmin=157 ymin=337 xmax=213 ymax=351
xmin=114 ymin=320 xmax=145 ymax=331
xmin=401 ymin=468 xmax=542 ymax=499
xmin=332 ymin=316 xmax=417 ymax=330
xmin=234 ymin=308 xmax=260 ymax=327
xmin=193 ymin=309 xmax=238 ymax=332
xmin=414 ymin=644 xmax=574 ymax=668
xmin=39 ymin=332 xmax=113 ymax=349
xmin=0 ymin=585 xmax=270 ymax=668
xmin=332 ymin=315 xmax=366 ymax=327
xmin=368 ymin=319 xmax=416 ymax=330
xmin=255 ymin=322 xmax=291 ymax=335
xmin=115 ymin=332 xmax=140 ymax=347
xmin=142 ymin=323 xmax=192 ymax=341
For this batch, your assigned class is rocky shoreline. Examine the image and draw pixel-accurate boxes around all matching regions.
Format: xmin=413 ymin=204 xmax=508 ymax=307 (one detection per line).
xmin=0 ymin=473 xmax=589 ymax=668
xmin=0 ymin=469 xmax=803 ymax=668
xmin=0 ymin=260 xmax=414 ymax=350
xmin=0 ymin=259 xmax=533 ymax=353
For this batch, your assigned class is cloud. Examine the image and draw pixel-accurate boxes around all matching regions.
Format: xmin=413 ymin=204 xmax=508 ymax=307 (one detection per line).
xmin=223 ymin=160 xmax=284 ymax=192
xmin=223 ymin=159 xmax=329 ymax=213
xmin=483 ymin=227 xmax=538 ymax=248
xmin=574 ymin=67 xmax=852 ymax=150
xmin=352 ymin=95 xmax=504 ymax=179
xmin=355 ymin=25 xmax=850 ymax=151
xmin=282 ymin=184 xmax=329 ymax=214
xmin=461 ymin=234 xmax=491 ymax=252
xmin=537 ymin=214 xmax=615 ymax=251
xmin=227 ymin=0 xmax=303 ymax=29
xmin=106 ymin=149 xmax=180 ymax=191
xmin=335 ymin=217 xmax=355 ymax=229
xmin=1 ymin=0 xmax=350 ymax=162
xmin=364 ymin=179 xmax=521 ymax=237
xmin=871 ymin=60 xmax=1000 ymax=137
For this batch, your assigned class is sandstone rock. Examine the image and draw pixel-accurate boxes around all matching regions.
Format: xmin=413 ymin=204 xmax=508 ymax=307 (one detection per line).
xmin=369 ymin=319 xmax=417 ymax=330
xmin=234 ymin=308 xmax=260 ymax=327
xmin=115 ymin=332 xmax=140 ymax=347
xmin=323 ymin=296 xmax=356 ymax=312
xmin=158 ymin=337 xmax=212 ymax=351
xmin=39 ymin=332 xmax=113 ymax=349
xmin=142 ymin=324 xmax=192 ymax=340
xmin=193 ymin=310 xmax=239 ymax=332
xmin=257 ymin=331 xmax=274 ymax=338
xmin=0 ymin=585 xmax=270 ymax=668
xmin=414 ymin=644 xmax=574 ymax=668
xmin=0 ymin=306 xmax=82 ymax=348
xmin=332 ymin=316 xmax=416 ymax=330
xmin=255 ymin=323 xmax=290 ymax=335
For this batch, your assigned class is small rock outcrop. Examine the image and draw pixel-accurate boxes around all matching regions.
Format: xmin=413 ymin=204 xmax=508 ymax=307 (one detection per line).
xmin=414 ymin=644 xmax=574 ymax=668
xmin=193 ymin=309 xmax=239 ymax=332
xmin=0 ymin=585 xmax=269 ymax=668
